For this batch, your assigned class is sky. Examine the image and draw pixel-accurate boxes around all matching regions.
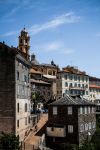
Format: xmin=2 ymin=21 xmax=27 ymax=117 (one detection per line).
xmin=0 ymin=0 xmax=100 ymax=77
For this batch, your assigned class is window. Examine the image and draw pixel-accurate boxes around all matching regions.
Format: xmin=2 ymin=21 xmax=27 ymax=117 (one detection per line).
xmin=53 ymin=71 xmax=56 ymax=76
xmin=84 ymin=107 xmax=87 ymax=114
xmin=51 ymin=127 xmax=54 ymax=131
xmin=68 ymin=125 xmax=73 ymax=133
xmin=86 ymin=91 xmax=88 ymax=95
xmin=80 ymin=124 xmax=84 ymax=132
xmin=74 ymin=75 xmax=77 ymax=81
xmin=17 ymin=103 xmax=19 ymax=112
xmin=20 ymin=39 xmax=22 ymax=43
xmin=78 ymin=76 xmax=80 ymax=81
xmin=25 ymin=103 xmax=27 ymax=112
xmin=53 ymin=107 xmax=57 ymax=115
xmin=78 ymin=84 xmax=80 ymax=87
xmin=25 ymin=39 xmax=27 ymax=43
xmin=74 ymin=83 xmax=77 ymax=87
xmin=64 ymin=75 xmax=67 ymax=80
xmin=86 ymin=84 xmax=88 ymax=88
xmin=68 ymin=107 xmax=72 ymax=115
xmin=24 ymin=75 xmax=27 ymax=82
xmin=82 ymin=77 xmax=84 ymax=82
xmin=48 ymin=70 xmax=52 ymax=75
xmin=65 ymin=82 xmax=68 ymax=87
xmin=92 ymin=122 xmax=96 ymax=129
xmin=17 ymin=120 xmax=19 ymax=128
xmin=70 ymin=75 xmax=73 ymax=80
xmin=88 ymin=107 xmax=90 ymax=114
xmin=89 ymin=122 xmax=92 ymax=130
xmin=92 ymin=107 xmax=95 ymax=113
xmin=85 ymin=123 xmax=88 ymax=131
xmin=80 ymin=107 xmax=83 ymax=114
xmin=17 ymin=71 xmax=19 ymax=80
xmin=82 ymin=84 xmax=84 ymax=88
xmin=69 ymin=83 xmax=72 ymax=87
xmin=65 ymin=90 xmax=68 ymax=94
xmin=25 ymin=117 xmax=27 ymax=125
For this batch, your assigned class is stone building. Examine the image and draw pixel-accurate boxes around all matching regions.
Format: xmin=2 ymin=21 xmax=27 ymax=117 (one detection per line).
xmin=31 ymin=54 xmax=59 ymax=100
xmin=89 ymin=76 xmax=100 ymax=101
xmin=18 ymin=27 xmax=30 ymax=60
xmin=30 ymin=68 xmax=52 ymax=101
xmin=0 ymin=42 xmax=31 ymax=141
xmin=56 ymin=66 xmax=89 ymax=100
xmin=46 ymin=95 xmax=96 ymax=149
xmin=0 ymin=28 xmax=31 ymax=141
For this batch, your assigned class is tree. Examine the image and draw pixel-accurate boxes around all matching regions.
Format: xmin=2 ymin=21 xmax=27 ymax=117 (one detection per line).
xmin=0 ymin=133 xmax=20 ymax=150
xmin=31 ymin=91 xmax=45 ymax=113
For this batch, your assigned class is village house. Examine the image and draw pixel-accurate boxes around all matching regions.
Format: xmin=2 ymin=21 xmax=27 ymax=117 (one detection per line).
xmin=46 ymin=95 xmax=96 ymax=149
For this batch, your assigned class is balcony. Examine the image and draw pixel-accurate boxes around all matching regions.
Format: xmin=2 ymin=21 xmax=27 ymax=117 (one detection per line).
xmin=69 ymin=86 xmax=85 ymax=90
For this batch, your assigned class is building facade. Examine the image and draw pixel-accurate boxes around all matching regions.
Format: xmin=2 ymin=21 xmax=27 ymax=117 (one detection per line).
xmin=0 ymin=41 xmax=31 ymax=141
xmin=89 ymin=76 xmax=100 ymax=101
xmin=31 ymin=54 xmax=59 ymax=100
xmin=30 ymin=68 xmax=52 ymax=101
xmin=56 ymin=66 xmax=89 ymax=100
xmin=46 ymin=95 xmax=96 ymax=149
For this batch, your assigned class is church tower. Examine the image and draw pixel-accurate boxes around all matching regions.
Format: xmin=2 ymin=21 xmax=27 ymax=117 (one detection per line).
xmin=18 ymin=28 xmax=30 ymax=60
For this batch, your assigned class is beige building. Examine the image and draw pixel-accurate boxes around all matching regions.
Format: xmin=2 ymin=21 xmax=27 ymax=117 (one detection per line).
xmin=31 ymin=55 xmax=59 ymax=100
xmin=56 ymin=66 xmax=89 ymax=100
xmin=89 ymin=76 xmax=100 ymax=101
xmin=30 ymin=68 xmax=52 ymax=101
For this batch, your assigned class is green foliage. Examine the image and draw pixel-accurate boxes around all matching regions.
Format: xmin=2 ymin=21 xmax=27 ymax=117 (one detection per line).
xmin=0 ymin=133 xmax=20 ymax=150
xmin=31 ymin=91 xmax=45 ymax=103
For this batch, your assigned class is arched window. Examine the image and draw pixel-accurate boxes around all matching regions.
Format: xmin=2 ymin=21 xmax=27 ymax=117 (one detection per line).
xmin=48 ymin=70 xmax=52 ymax=75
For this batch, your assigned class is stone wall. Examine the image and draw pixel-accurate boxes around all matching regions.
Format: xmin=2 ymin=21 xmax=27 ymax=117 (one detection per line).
xmin=0 ymin=44 xmax=16 ymax=133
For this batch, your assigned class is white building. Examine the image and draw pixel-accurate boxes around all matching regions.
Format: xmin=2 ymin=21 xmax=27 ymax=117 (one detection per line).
xmin=56 ymin=66 xmax=89 ymax=100
xmin=89 ymin=76 xmax=100 ymax=101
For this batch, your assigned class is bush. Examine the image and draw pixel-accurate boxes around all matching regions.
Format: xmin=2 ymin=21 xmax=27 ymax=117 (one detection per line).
xmin=0 ymin=133 xmax=20 ymax=150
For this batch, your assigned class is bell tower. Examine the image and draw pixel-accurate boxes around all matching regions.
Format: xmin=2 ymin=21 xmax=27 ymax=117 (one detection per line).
xmin=18 ymin=28 xmax=30 ymax=60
